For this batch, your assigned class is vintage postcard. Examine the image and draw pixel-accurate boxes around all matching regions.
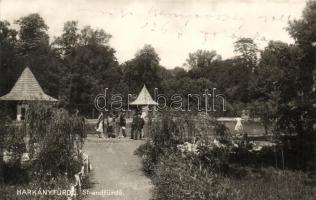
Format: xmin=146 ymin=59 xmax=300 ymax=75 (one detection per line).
xmin=0 ymin=0 xmax=315 ymax=199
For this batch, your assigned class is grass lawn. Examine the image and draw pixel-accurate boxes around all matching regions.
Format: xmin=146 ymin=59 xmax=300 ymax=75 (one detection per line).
xmin=226 ymin=166 xmax=316 ymax=200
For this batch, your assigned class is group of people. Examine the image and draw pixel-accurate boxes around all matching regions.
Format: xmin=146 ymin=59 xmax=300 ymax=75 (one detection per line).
xmin=96 ymin=112 xmax=126 ymax=138
xmin=96 ymin=110 xmax=145 ymax=140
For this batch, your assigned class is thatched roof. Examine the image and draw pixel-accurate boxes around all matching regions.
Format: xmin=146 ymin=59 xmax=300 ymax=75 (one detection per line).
xmin=130 ymin=85 xmax=158 ymax=106
xmin=0 ymin=67 xmax=58 ymax=101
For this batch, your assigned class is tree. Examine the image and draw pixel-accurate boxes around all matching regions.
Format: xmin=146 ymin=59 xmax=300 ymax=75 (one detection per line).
xmin=122 ymin=44 xmax=162 ymax=94
xmin=12 ymin=14 xmax=62 ymax=98
xmin=53 ymin=21 xmax=79 ymax=56
xmin=79 ymin=26 xmax=111 ymax=46
xmin=161 ymin=76 xmax=217 ymax=111
xmin=285 ymin=1 xmax=316 ymax=168
xmin=0 ymin=20 xmax=19 ymax=96
xmin=220 ymin=58 xmax=252 ymax=105
xmin=287 ymin=1 xmax=316 ymax=109
xmin=170 ymin=67 xmax=187 ymax=78
xmin=234 ymin=37 xmax=258 ymax=71
xmin=15 ymin=13 xmax=49 ymax=53
xmin=184 ymin=49 xmax=221 ymax=69
xmin=248 ymin=41 xmax=296 ymax=135
xmin=182 ymin=49 xmax=251 ymax=110
xmin=54 ymin=23 xmax=119 ymax=106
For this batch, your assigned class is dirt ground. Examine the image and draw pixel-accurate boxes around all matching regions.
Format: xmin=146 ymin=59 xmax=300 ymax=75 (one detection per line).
xmin=83 ymin=135 xmax=152 ymax=200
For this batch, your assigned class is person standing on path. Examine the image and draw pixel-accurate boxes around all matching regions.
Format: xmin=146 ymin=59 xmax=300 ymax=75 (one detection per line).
xmin=96 ymin=112 xmax=104 ymax=138
xmin=133 ymin=112 xmax=145 ymax=140
xmin=131 ymin=112 xmax=137 ymax=139
xmin=118 ymin=112 xmax=127 ymax=138
xmin=107 ymin=113 xmax=116 ymax=138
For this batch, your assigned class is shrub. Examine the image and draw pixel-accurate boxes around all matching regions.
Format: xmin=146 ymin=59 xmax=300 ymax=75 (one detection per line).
xmin=213 ymin=121 xmax=233 ymax=145
xmin=0 ymin=103 xmax=88 ymax=199
xmin=135 ymin=141 xmax=158 ymax=176
xmin=153 ymin=152 xmax=237 ymax=200
xmin=151 ymin=114 xmax=183 ymax=150
xmin=197 ymin=144 xmax=230 ymax=174
xmin=25 ymin=103 xmax=85 ymax=179
xmin=137 ymin=113 xmax=316 ymax=200
xmin=0 ymin=106 xmax=14 ymax=184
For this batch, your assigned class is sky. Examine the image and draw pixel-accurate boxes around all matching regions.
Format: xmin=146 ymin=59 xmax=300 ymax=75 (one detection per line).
xmin=0 ymin=0 xmax=308 ymax=68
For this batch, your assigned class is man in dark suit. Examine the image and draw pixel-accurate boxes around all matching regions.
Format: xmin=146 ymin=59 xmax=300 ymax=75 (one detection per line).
xmin=131 ymin=111 xmax=145 ymax=140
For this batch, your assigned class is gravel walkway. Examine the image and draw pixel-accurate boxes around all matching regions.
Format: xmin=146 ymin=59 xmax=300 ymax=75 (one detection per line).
xmin=83 ymin=135 xmax=152 ymax=200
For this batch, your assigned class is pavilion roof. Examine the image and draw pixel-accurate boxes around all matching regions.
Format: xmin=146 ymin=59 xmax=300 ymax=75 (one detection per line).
xmin=130 ymin=85 xmax=158 ymax=106
xmin=0 ymin=67 xmax=58 ymax=101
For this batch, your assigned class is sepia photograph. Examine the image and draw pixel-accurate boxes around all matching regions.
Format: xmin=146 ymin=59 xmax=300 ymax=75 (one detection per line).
xmin=0 ymin=0 xmax=315 ymax=199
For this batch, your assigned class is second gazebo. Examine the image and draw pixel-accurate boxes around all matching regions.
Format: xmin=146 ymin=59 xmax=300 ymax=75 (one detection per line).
xmin=130 ymin=85 xmax=158 ymax=137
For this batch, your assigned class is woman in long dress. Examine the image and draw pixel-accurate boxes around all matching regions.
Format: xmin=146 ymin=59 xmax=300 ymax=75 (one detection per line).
xmin=96 ymin=112 xmax=104 ymax=138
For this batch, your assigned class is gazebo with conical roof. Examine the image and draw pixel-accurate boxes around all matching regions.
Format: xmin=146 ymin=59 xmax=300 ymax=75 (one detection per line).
xmin=130 ymin=85 xmax=158 ymax=138
xmin=0 ymin=67 xmax=58 ymax=121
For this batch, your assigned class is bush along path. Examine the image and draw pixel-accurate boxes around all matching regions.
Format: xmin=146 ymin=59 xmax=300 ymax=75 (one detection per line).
xmin=84 ymin=135 xmax=153 ymax=200
xmin=135 ymin=114 xmax=316 ymax=200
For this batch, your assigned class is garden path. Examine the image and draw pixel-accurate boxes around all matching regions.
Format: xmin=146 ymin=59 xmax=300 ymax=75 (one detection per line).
xmin=84 ymin=135 xmax=152 ymax=200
